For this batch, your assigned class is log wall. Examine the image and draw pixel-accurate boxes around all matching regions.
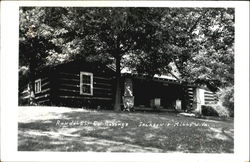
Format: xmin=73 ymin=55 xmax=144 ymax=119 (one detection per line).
xmin=50 ymin=62 xmax=115 ymax=108
xmin=35 ymin=77 xmax=51 ymax=105
xmin=186 ymin=87 xmax=217 ymax=107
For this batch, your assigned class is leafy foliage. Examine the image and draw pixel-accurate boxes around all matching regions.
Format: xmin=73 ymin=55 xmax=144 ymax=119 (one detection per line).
xmin=176 ymin=8 xmax=234 ymax=89
xmin=19 ymin=7 xmax=234 ymax=111
xmin=218 ymin=86 xmax=234 ymax=117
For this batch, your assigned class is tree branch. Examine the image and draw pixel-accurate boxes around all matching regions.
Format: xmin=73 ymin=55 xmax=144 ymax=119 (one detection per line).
xmin=188 ymin=10 xmax=209 ymax=34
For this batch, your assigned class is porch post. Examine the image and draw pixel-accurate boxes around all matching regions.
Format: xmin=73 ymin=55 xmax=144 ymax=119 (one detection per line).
xmin=122 ymin=78 xmax=134 ymax=111
xmin=192 ymin=87 xmax=202 ymax=114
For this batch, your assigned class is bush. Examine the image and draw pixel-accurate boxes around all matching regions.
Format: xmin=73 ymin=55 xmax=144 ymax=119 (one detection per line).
xmin=201 ymin=105 xmax=219 ymax=117
xmin=201 ymin=86 xmax=234 ymax=117
xmin=222 ymin=87 xmax=234 ymax=117
xmin=202 ymin=103 xmax=230 ymax=117
xmin=217 ymin=86 xmax=234 ymax=117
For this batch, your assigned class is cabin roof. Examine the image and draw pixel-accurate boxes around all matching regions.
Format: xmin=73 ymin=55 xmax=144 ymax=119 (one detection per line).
xmin=121 ymin=72 xmax=182 ymax=85
xmin=107 ymin=64 xmax=179 ymax=82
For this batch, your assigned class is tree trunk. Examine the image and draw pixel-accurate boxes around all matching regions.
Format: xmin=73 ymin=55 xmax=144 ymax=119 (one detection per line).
xmin=181 ymin=85 xmax=189 ymax=111
xmin=114 ymin=55 xmax=121 ymax=111
xmin=29 ymin=61 xmax=36 ymax=105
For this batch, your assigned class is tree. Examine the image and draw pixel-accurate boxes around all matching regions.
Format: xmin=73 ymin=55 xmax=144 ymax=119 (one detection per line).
xmin=19 ymin=7 xmax=62 ymax=103
xmin=48 ymin=7 xmax=172 ymax=111
xmin=122 ymin=8 xmax=234 ymax=112
xmin=19 ymin=7 xmax=234 ymax=113
xmin=128 ymin=8 xmax=234 ymax=89
xmin=19 ymin=7 xmax=167 ymax=110
xmin=164 ymin=8 xmax=234 ymax=89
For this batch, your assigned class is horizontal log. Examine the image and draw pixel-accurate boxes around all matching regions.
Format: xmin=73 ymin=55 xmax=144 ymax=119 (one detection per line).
xmin=205 ymin=98 xmax=216 ymax=101
xmin=36 ymin=88 xmax=50 ymax=95
xmin=94 ymin=91 xmax=112 ymax=96
xmin=205 ymin=99 xmax=217 ymax=102
xmin=36 ymin=97 xmax=49 ymax=102
xmin=22 ymin=95 xmax=30 ymax=99
xmin=205 ymin=95 xmax=216 ymax=98
xmin=59 ymin=85 xmax=111 ymax=91
xmin=204 ymin=91 xmax=214 ymax=94
xmin=205 ymin=96 xmax=216 ymax=99
xmin=93 ymin=87 xmax=112 ymax=91
xmin=41 ymin=77 xmax=49 ymax=82
xmin=21 ymin=92 xmax=29 ymax=96
xmin=59 ymin=88 xmax=112 ymax=97
xmin=21 ymin=94 xmax=30 ymax=99
xmin=59 ymin=72 xmax=112 ymax=81
xmin=59 ymin=72 xmax=79 ymax=77
xmin=60 ymin=83 xmax=80 ymax=88
xmin=38 ymin=99 xmax=50 ymax=104
xmin=204 ymin=93 xmax=215 ymax=96
xmin=35 ymin=94 xmax=50 ymax=100
xmin=205 ymin=102 xmax=217 ymax=105
xmin=205 ymin=92 xmax=215 ymax=95
xmin=204 ymin=95 xmax=216 ymax=98
xmin=94 ymin=76 xmax=112 ymax=81
xmin=60 ymin=82 xmax=112 ymax=88
xmin=22 ymin=88 xmax=50 ymax=96
xmin=59 ymin=78 xmax=79 ymax=82
xmin=41 ymin=81 xmax=50 ymax=88
xmin=59 ymin=88 xmax=80 ymax=93
xmin=21 ymin=90 xmax=29 ymax=94
xmin=21 ymin=93 xmax=30 ymax=98
xmin=59 ymin=74 xmax=112 ymax=84
xmin=59 ymin=95 xmax=112 ymax=100
xmin=93 ymin=82 xmax=112 ymax=87
xmin=205 ymin=94 xmax=215 ymax=97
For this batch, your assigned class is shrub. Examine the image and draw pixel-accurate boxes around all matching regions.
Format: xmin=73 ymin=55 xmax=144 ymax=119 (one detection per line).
xmin=201 ymin=105 xmax=219 ymax=117
xmin=217 ymin=86 xmax=234 ymax=117
xmin=222 ymin=87 xmax=234 ymax=117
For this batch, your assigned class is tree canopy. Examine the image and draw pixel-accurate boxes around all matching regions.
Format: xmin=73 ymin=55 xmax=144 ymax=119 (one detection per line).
xmin=19 ymin=7 xmax=234 ymax=110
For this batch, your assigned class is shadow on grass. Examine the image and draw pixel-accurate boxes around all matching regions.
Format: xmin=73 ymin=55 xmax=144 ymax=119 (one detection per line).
xmin=18 ymin=108 xmax=234 ymax=152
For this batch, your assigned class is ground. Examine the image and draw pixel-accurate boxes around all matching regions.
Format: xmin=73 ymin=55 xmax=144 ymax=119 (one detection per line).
xmin=18 ymin=106 xmax=234 ymax=152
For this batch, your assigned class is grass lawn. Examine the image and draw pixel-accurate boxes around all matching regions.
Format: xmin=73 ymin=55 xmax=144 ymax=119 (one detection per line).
xmin=18 ymin=106 xmax=234 ymax=153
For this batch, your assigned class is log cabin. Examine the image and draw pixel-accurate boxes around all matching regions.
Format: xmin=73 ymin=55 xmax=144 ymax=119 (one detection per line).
xmin=19 ymin=60 xmax=217 ymax=111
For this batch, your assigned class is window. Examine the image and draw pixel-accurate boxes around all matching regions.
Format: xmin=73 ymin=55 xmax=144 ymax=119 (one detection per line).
xmin=80 ymin=72 xmax=93 ymax=95
xmin=34 ymin=79 xmax=41 ymax=94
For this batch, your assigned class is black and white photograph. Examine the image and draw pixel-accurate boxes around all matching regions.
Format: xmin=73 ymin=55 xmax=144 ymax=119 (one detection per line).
xmin=0 ymin=1 xmax=249 ymax=162
xmin=18 ymin=6 xmax=235 ymax=152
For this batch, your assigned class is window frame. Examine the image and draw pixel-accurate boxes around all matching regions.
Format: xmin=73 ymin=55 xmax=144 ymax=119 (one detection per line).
xmin=80 ymin=72 xmax=93 ymax=96
xmin=34 ymin=79 xmax=41 ymax=94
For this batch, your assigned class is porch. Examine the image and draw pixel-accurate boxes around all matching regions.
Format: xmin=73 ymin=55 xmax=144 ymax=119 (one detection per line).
xmin=121 ymin=75 xmax=186 ymax=111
